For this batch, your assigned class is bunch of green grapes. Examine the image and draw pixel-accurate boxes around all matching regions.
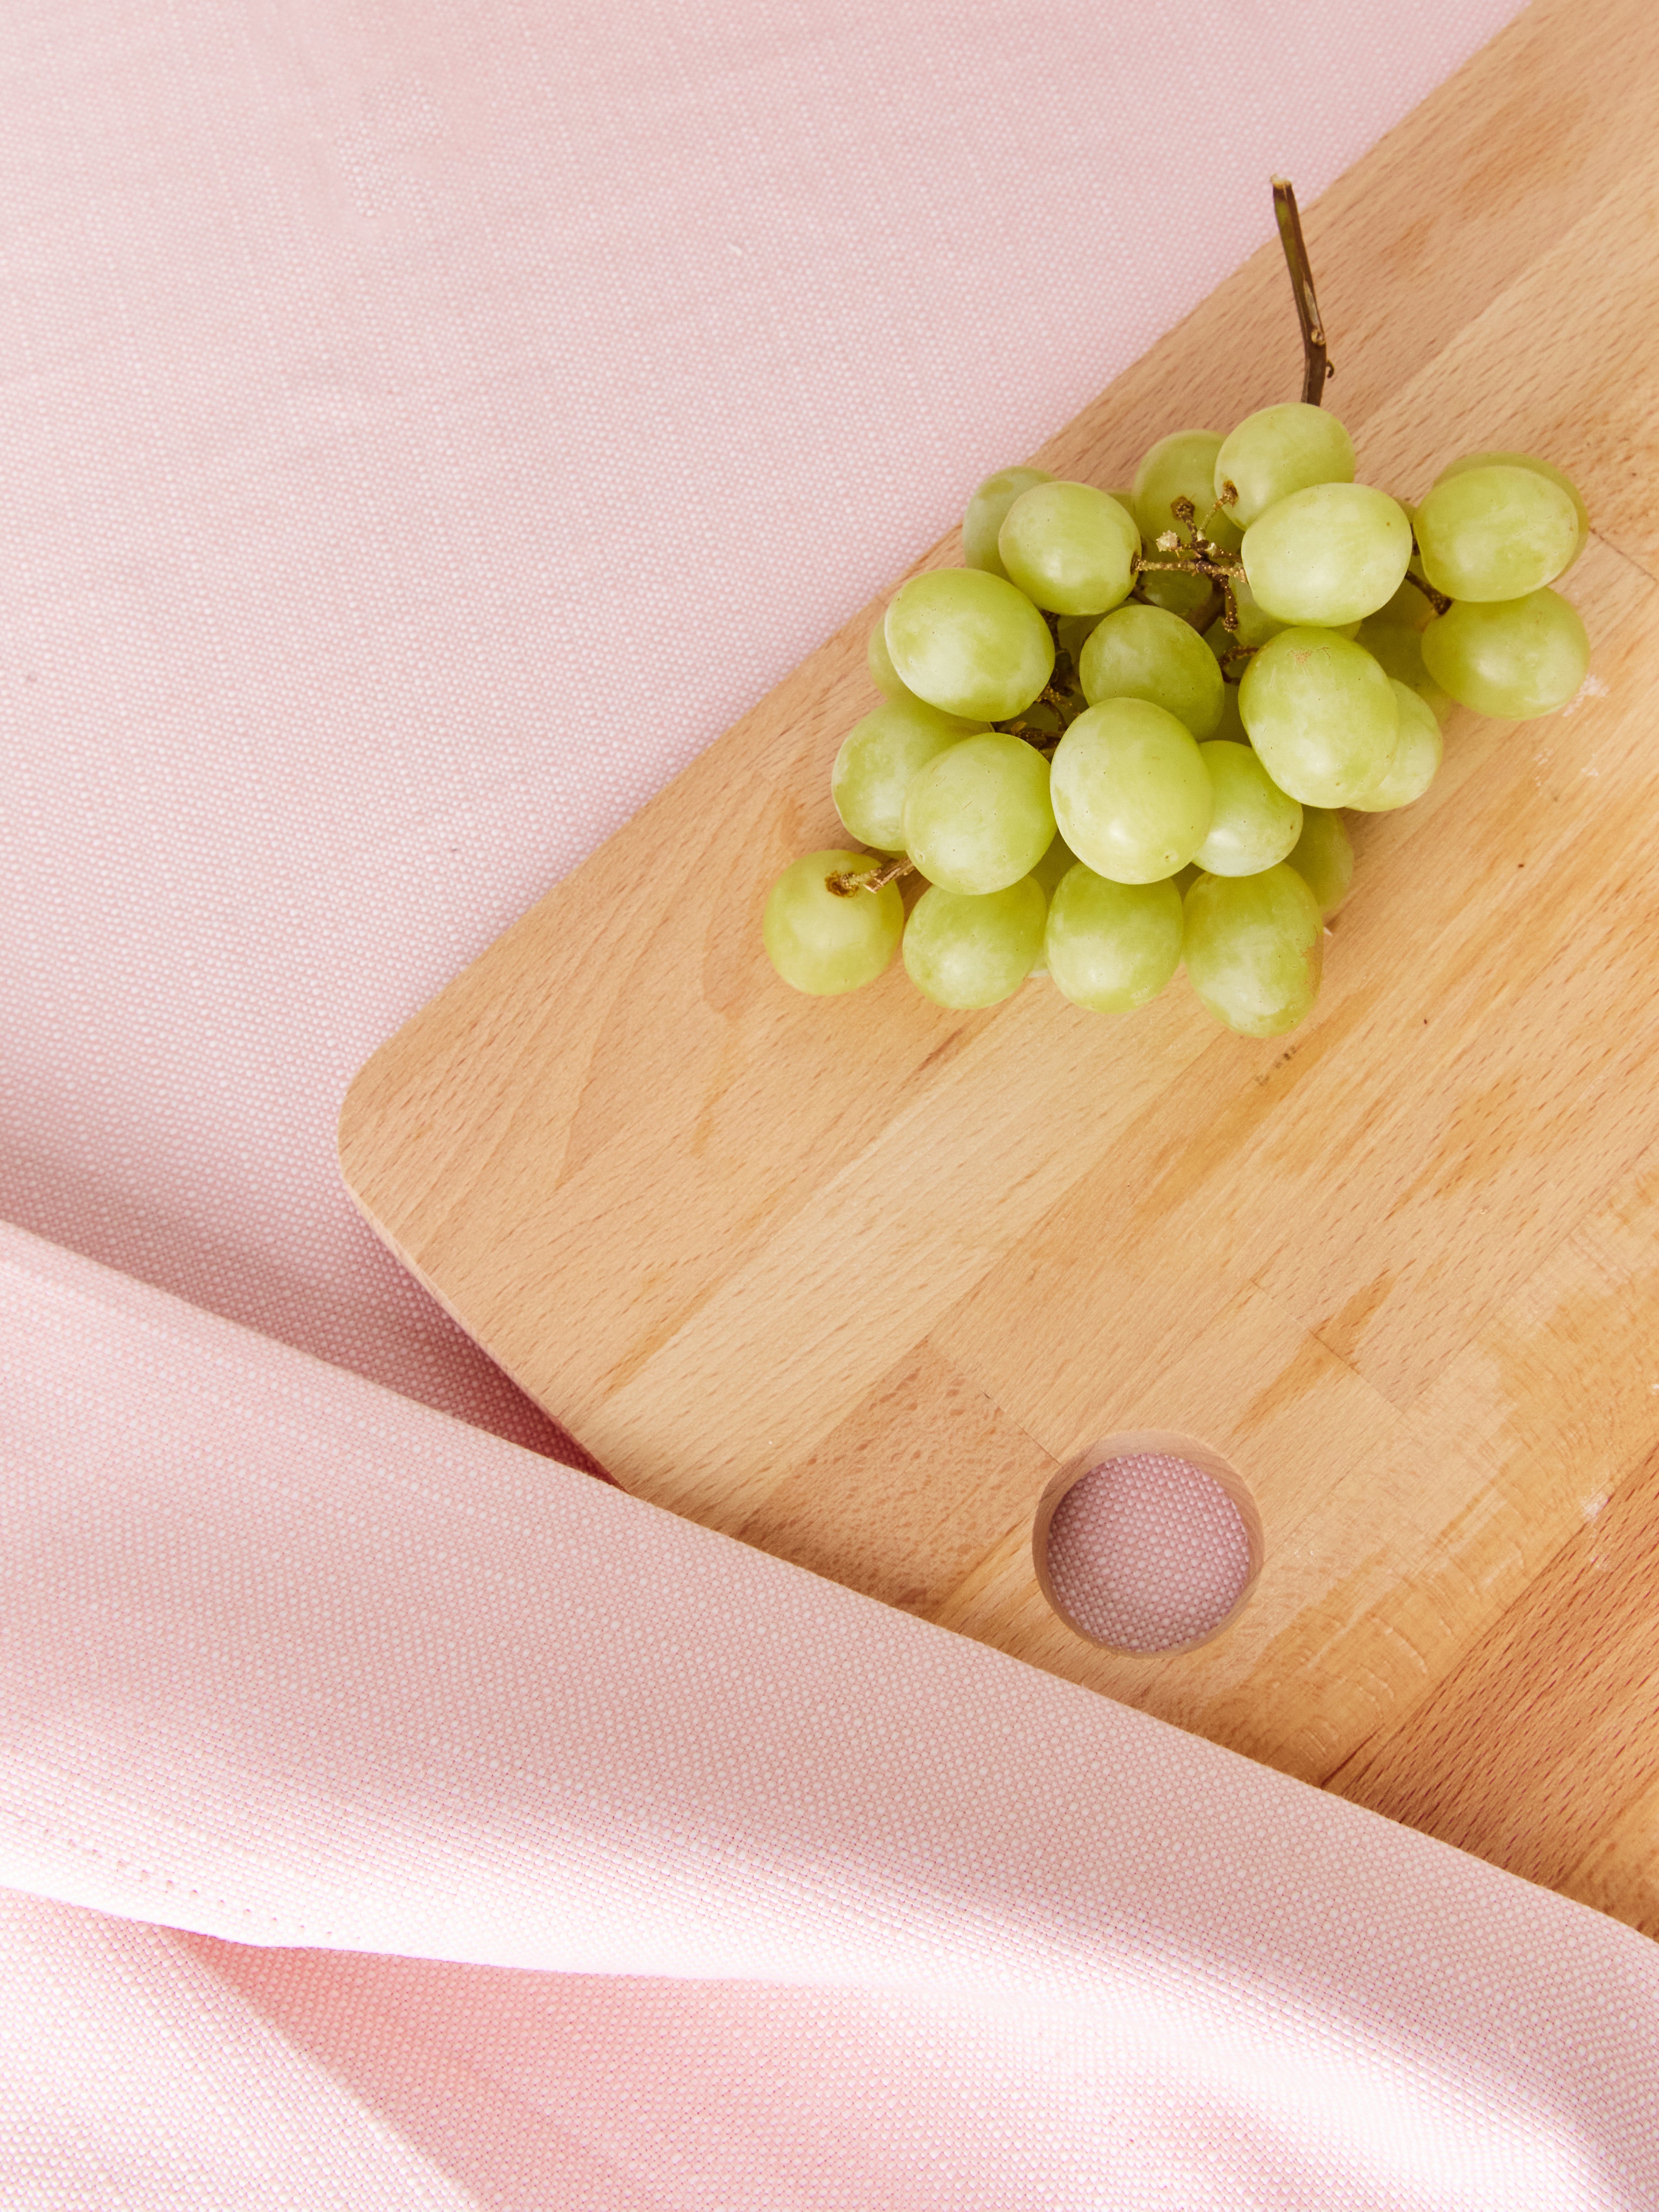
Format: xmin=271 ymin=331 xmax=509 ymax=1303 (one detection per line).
xmin=764 ymin=406 xmax=1590 ymax=1039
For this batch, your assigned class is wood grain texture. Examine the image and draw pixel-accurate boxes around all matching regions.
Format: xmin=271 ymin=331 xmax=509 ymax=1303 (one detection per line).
xmin=340 ymin=0 xmax=1659 ymax=1934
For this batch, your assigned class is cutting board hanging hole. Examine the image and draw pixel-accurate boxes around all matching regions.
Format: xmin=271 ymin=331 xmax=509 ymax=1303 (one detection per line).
xmin=1033 ymin=1432 xmax=1263 ymax=1655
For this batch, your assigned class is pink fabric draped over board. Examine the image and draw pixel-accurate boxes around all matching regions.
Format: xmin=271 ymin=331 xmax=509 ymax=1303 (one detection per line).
xmin=6 ymin=0 xmax=1656 ymax=2203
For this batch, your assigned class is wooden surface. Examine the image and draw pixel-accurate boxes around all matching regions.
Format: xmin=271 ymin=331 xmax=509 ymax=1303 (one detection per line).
xmin=340 ymin=0 xmax=1659 ymax=1938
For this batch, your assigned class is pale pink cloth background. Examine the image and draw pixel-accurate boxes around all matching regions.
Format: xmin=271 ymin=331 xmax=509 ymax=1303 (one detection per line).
xmin=8 ymin=0 xmax=1655 ymax=2202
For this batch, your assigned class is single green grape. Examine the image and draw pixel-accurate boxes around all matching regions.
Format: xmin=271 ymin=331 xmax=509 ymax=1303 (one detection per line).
xmin=1077 ymin=603 xmax=1224 ymax=738
xmin=1050 ymin=698 xmax=1212 ymax=884
xmin=763 ymin=851 xmax=904 ymax=995
xmin=1347 ymin=683 xmax=1442 ymax=812
xmin=1242 ymin=483 xmax=1413 ymax=627
xmin=1414 ymin=465 xmax=1578 ymax=603
xmin=1137 ymin=561 xmax=1217 ymax=623
xmin=963 ymin=466 xmax=1054 ymax=578
xmin=1355 ymin=580 xmax=1452 ymax=722
xmin=1213 ymin=403 xmax=1356 ymax=529
xmin=884 ymin=567 xmax=1054 ymax=722
xmin=1212 ymin=682 xmax=1248 ymax=746
xmin=1030 ymin=831 xmax=1081 ymax=899
xmin=999 ymin=482 xmax=1139 ymax=616
xmin=1045 ymin=866 xmax=1183 ymax=1013
xmin=1239 ymin=627 xmax=1399 ymax=807
xmin=831 ymin=699 xmax=980 ymax=853
xmin=1419 ymin=588 xmax=1589 ymax=720
xmin=1133 ymin=430 xmax=1244 ymax=555
xmin=903 ymin=877 xmax=1046 ymax=1008
xmin=1435 ymin=451 xmax=1589 ymax=562
xmin=1194 ymin=740 xmax=1303 ymax=875
xmin=1182 ymin=864 xmax=1323 ymax=1037
xmin=867 ymin=614 xmax=917 ymax=701
xmin=903 ymin=730 xmax=1056 ymax=894
xmin=1286 ymin=808 xmax=1353 ymax=917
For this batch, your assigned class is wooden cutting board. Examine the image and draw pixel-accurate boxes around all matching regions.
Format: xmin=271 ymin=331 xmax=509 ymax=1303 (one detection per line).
xmin=341 ymin=0 xmax=1659 ymax=1938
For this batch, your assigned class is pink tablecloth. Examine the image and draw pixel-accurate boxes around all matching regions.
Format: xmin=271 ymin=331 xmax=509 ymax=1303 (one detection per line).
xmin=7 ymin=0 xmax=1656 ymax=2202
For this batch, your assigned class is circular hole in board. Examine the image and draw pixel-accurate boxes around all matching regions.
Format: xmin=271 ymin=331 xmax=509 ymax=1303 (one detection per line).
xmin=1032 ymin=1431 xmax=1264 ymax=1655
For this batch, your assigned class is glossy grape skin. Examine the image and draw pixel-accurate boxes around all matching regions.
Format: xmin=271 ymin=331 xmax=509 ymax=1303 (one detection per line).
xmin=903 ymin=877 xmax=1046 ymax=1008
xmin=1077 ymin=603 xmax=1224 ymax=737
xmin=999 ymin=482 xmax=1139 ymax=616
xmin=867 ymin=615 xmax=918 ymax=701
xmin=903 ymin=730 xmax=1055 ymax=894
xmin=885 ymin=568 xmax=1054 ymax=722
xmin=1414 ymin=465 xmax=1579 ymax=603
xmin=1420 ymin=589 xmax=1588 ymax=720
xmin=1045 ymin=867 xmax=1183 ymax=1013
xmin=764 ymin=851 xmax=904 ymax=995
xmin=1194 ymin=741 xmax=1303 ymax=875
xmin=1050 ymin=698 xmax=1212 ymax=884
xmin=1182 ymin=864 xmax=1323 ymax=1037
xmin=1239 ymin=627 xmax=1400 ymax=808
xmin=1133 ymin=430 xmax=1244 ymax=554
xmin=1213 ymin=404 xmax=1356 ymax=529
xmin=1350 ymin=683 xmax=1443 ymax=812
xmin=1242 ymin=483 xmax=1413 ymax=627
xmin=832 ymin=699 xmax=980 ymax=852
xmin=1286 ymin=808 xmax=1353 ymax=917
xmin=963 ymin=466 xmax=1053 ymax=578
xmin=1435 ymin=451 xmax=1589 ymax=562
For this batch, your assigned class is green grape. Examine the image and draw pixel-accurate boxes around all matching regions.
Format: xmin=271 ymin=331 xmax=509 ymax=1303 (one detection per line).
xmin=999 ymin=482 xmax=1139 ymax=616
xmin=1239 ymin=627 xmax=1399 ymax=807
xmin=1077 ymin=603 xmax=1224 ymax=737
xmin=1204 ymin=574 xmax=1285 ymax=659
xmin=1213 ymin=403 xmax=1356 ymax=529
xmin=963 ymin=466 xmax=1054 ymax=578
xmin=1355 ymin=581 xmax=1452 ymax=722
xmin=1050 ymin=698 xmax=1212 ymax=884
xmin=764 ymin=850 xmax=904 ymax=995
xmin=1419 ymin=588 xmax=1589 ymax=720
xmin=1055 ymin=614 xmax=1100 ymax=675
xmin=1030 ymin=831 xmax=1081 ymax=899
xmin=1212 ymin=682 xmax=1248 ymax=746
xmin=1435 ymin=451 xmax=1589 ymax=562
xmin=1194 ymin=740 xmax=1303 ymax=875
xmin=1137 ymin=561 xmax=1216 ymax=623
xmin=1242 ymin=483 xmax=1412 ymax=627
xmin=903 ymin=730 xmax=1056 ymax=893
xmin=1133 ymin=430 xmax=1244 ymax=555
xmin=1045 ymin=867 xmax=1183 ymax=1013
xmin=1182 ymin=865 xmax=1323 ymax=1037
xmin=1172 ymin=862 xmax=1201 ymax=898
xmin=903 ymin=877 xmax=1046 ymax=1008
xmin=1286 ymin=808 xmax=1353 ymax=917
xmin=1350 ymin=682 xmax=1442 ymax=812
xmin=831 ymin=699 xmax=980 ymax=853
xmin=885 ymin=567 xmax=1055 ymax=722
xmin=867 ymin=614 xmax=917 ymax=701
xmin=1414 ymin=465 xmax=1578 ymax=603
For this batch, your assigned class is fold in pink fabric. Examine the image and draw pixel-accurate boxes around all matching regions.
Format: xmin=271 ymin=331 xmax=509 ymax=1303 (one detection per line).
xmin=3 ymin=1222 xmax=1658 ymax=2207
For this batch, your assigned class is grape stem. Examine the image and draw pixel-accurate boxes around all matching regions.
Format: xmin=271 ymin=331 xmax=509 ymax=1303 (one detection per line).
xmin=1272 ymin=177 xmax=1331 ymax=406
xmin=826 ymin=854 xmax=914 ymax=897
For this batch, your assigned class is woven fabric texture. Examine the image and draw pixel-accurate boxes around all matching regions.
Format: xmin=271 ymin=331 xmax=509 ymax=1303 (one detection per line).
xmin=4 ymin=1224 xmax=1659 ymax=2209
xmin=8 ymin=0 xmax=1651 ymax=2201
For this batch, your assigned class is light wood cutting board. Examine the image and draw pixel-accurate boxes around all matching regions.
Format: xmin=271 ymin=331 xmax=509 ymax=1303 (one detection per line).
xmin=341 ymin=0 xmax=1659 ymax=1937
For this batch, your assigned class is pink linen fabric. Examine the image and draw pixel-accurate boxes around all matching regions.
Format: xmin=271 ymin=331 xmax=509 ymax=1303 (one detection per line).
xmin=15 ymin=0 xmax=1658 ymax=2199
xmin=5 ymin=1224 xmax=1659 ymax=2209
